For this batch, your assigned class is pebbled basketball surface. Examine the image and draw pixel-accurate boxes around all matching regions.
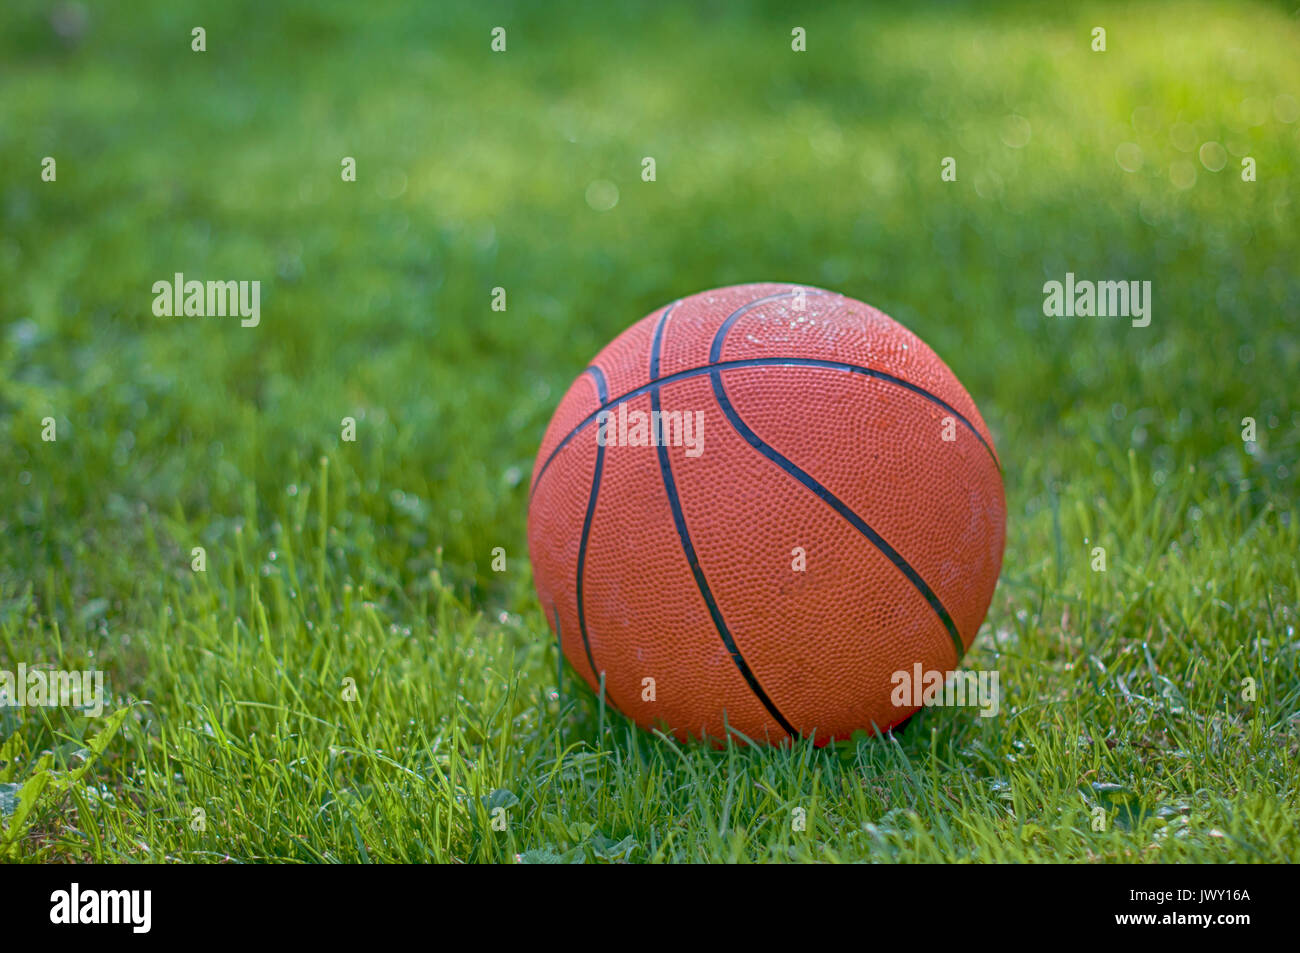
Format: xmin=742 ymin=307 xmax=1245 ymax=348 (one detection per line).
xmin=528 ymin=283 xmax=1006 ymax=745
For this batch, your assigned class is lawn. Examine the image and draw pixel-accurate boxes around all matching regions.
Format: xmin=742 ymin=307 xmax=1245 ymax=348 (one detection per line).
xmin=0 ymin=0 xmax=1297 ymax=862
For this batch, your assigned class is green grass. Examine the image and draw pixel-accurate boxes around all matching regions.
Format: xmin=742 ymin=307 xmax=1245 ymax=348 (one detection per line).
xmin=1 ymin=0 xmax=1297 ymax=862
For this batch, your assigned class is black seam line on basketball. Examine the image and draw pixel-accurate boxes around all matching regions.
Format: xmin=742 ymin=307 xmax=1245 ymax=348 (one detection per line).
xmin=706 ymin=288 xmax=997 ymax=472
xmin=648 ymin=306 xmax=800 ymax=738
xmin=708 ymin=289 xmax=834 ymax=364
xmin=647 ymin=300 xmax=679 ymax=378
xmin=533 ymin=290 xmax=819 ymax=501
xmin=710 ymin=291 xmax=966 ymax=663
xmin=584 ymin=364 xmax=610 ymax=403
xmin=528 ymin=357 xmax=1000 ymax=501
xmin=574 ymin=364 xmax=609 ymax=684
xmin=709 ymin=369 xmax=966 ymax=664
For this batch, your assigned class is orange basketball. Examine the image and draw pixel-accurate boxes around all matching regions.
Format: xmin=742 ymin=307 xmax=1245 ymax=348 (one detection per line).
xmin=527 ymin=283 xmax=1005 ymax=745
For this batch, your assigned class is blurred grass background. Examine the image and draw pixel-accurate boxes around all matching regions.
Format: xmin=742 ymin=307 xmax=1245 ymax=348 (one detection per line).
xmin=0 ymin=0 xmax=1297 ymax=862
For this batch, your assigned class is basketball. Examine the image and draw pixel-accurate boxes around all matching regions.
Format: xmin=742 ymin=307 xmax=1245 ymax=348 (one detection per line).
xmin=527 ymin=283 xmax=1005 ymax=744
